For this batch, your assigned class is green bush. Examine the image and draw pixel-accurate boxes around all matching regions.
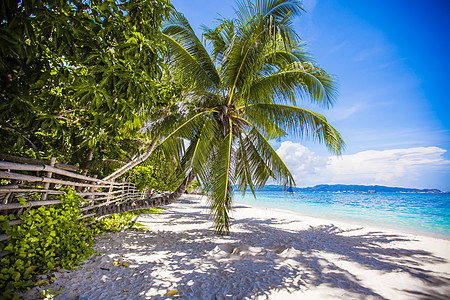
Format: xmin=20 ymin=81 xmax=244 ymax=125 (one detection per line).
xmin=123 ymin=155 xmax=183 ymax=192
xmin=187 ymin=179 xmax=201 ymax=193
xmin=0 ymin=190 xmax=100 ymax=297
xmin=123 ymin=154 xmax=203 ymax=194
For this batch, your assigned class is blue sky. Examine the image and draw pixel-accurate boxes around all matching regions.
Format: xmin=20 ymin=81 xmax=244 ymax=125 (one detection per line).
xmin=170 ymin=0 xmax=450 ymax=190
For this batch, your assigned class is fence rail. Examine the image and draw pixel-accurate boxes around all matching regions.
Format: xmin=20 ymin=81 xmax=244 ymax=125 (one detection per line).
xmin=0 ymin=153 xmax=77 ymax=172
xmin=0 ymin=154 xmax=169 ymax=245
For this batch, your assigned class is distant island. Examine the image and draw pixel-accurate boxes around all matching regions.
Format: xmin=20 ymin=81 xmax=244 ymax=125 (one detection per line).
xmin=299 ymin=184 xmax=441 ymax=193
xmin=258 ymin=184 xmax=442 ymax=193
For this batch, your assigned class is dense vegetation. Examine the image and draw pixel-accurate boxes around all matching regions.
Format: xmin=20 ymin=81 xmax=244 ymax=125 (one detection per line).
xmin=0 ymin=191 xmax=99 ymax=296
xmin=0 ymin=0 xmax=176 ymax=177
xmin=120 ymin=148 xmax=184 ymax=192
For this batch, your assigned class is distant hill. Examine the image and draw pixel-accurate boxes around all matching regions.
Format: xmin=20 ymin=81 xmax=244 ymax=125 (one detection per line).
xmin=258 ymin=184 xmax=441 ymax=193
xmin=299 ymin=184 xmax=441 ymax=193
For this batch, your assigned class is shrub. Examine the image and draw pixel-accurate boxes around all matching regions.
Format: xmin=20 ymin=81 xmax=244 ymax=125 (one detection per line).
xmin=0 ymin=190 xmax=100 ymax=297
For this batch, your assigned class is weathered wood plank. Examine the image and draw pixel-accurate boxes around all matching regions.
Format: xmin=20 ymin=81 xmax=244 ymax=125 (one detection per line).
xmin=9 ymin=220 xmax=23 ymax=226
xmin=41 ymin=157 xmax=56 ymax=201
xmin=0 ymin=157 xmax=157 ymax=223
xmin=0 ymin=200 xmax=62 ymax=210
xmin=79 ymin=213 xmax=96 ymax=219
xmin=95 ymin=195 xmax=166 ymax=217
xmin=0 ymin=153 xmax=77 ymax=171
xmin=78 ymin=190 xmax=124 ymax=196
xmin=0 ymin=171 xmax=110 ymax=188
xmin=0 ymin=234 xmax=11 ymax=242
xmin=0 ymin=161 xmax=117 ymax=185
xmin=0 ymin=189 xmax=124 ymax=197
xmin=0 ymin=189 xmax=65 ymax=194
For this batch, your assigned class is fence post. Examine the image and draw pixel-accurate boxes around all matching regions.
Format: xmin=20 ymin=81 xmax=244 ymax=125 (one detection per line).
xmin=41 ymin=157 xmax=56 ymax=200
xmin=88 ymin=175 xmax=97 ymax=202
xmin=107 ymin=184 xmax=113 ymax=204
xmin=121 ymin=180 xmax=125 ymax=202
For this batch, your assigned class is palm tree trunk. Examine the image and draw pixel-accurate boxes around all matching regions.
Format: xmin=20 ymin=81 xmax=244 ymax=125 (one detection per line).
xmin=128 ymin=139 xmax=149 ymax=161
xmin=164 ymin=171 xmax=195 ymax=203
xmin=103 ymin=138 xmax=158 ymax=182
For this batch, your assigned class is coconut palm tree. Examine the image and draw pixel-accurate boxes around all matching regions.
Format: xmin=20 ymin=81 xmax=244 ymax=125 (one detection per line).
xmin=150 ymin=0 xmax=344 ymax=234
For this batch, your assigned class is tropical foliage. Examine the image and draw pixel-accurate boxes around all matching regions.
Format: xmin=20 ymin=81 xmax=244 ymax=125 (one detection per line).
xmin=121 ymin=149 xmax=184 ymax=192
xmin=0 ymin=0 xmax=174 ymax=174
xmin=151 ymin=0 xmax=345 ymax=234
xmin=0 ymin=190 xmax=100 ymax=296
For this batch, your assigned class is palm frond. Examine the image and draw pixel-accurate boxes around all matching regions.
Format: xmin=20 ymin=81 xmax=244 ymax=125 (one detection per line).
xmin=179 ymin=117 xmax=219 ymax=182
xmin=259 ymin=0 xmax=305 ymax=20
xmin=233 ymin=130 xmax=259 ymax=196
xmin=234 ymin=0 xmax=303 ymax=45
xmin=221 ymin=27 xmax=267 ymax=101
xmin=155 ymin=111 xmax=211 ymax=168
xmin=238 ymin=127 xmax=295 ymax=189
xmin=243 ymin=103 xmax=345 ymax=154
xmin=162 ymin=11 xmax=220 ymax=89
xmin=262 ymin=41 xmax=311 ymax=74
xmin=201 ymin=18 xmax=235 ymax=63
xmin=237 ymin=109 xmax=286 ymax=140
xmin=144 ymin=106 xmax=189 ymax=138
xmin=183 ymin=91 xmax=222 ymax=109
xmin=204 ymin=129 xmax=234 ymax=235
xmin=247 ymin=61 xmax=337 ymax=107
xmin=256 ymin=0 xmax=304 ymax=45
xmin=223 ymin=1 xmax=306 ymax=105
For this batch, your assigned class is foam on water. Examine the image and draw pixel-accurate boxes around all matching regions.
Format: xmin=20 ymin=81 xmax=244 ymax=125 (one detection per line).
xmin=234 ymin=189 xmax=450 ymax=239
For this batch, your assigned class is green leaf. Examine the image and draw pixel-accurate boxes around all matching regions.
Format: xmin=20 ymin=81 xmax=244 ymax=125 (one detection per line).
xmin=4 ymin=244 xmax=13 ymax=252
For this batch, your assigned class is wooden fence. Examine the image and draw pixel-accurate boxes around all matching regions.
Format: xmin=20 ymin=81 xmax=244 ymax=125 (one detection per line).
xmin=0 ymin=154 xmax=172 ymax=246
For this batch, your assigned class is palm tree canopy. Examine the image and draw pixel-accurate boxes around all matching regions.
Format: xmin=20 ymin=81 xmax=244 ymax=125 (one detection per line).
xmin=150 ymin=0 xmax=344 ymax=234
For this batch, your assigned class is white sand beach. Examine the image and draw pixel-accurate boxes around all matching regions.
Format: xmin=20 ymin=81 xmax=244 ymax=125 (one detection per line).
xmin=24 ymin=194 xmax=450 ymax=299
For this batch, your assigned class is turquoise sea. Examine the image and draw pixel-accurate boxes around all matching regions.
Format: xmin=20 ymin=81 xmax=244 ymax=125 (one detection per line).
xmin=234 ymin=187 xmax=450 ymax=239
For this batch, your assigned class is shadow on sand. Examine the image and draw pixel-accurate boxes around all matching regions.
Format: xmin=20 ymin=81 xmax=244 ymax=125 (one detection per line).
xmin=102 ymin=207 xmax=450 ymax=300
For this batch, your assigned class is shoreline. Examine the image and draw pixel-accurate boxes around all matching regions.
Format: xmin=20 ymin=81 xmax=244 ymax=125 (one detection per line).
xmin=23 ymin=194 xmax=450 ymax=299
xmin=234 ymin=198 xmax=450 ymax=241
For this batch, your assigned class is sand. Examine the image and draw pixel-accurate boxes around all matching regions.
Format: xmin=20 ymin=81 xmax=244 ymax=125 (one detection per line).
xmin=23 ymin=194 xmax=450 ymax=299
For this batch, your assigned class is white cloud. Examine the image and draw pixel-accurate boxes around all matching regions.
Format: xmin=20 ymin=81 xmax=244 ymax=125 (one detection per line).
xmin=276 ymin=142 xmax=450 ymax=189
xmin=326 ymin=147 xmax=449 ymax=184
xmin=276 ymin=141 xmax=327 ymax=180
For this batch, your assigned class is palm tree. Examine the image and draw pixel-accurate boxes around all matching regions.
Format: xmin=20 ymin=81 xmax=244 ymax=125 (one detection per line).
xmin=150 ymin=0 xmax=344 ymax=234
